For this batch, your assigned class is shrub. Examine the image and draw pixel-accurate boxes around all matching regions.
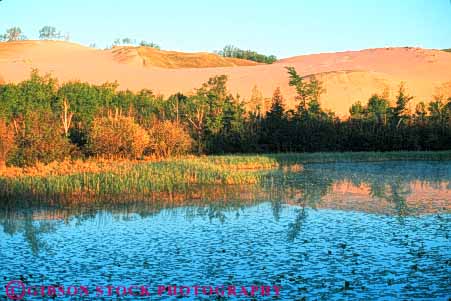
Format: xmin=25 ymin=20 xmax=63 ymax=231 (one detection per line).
xmin=147 ymin=121 xmax=192 ymax=158
xmin=88 ymin=115 xmax=149 ymax=159
xmin=216 ymin=45 xmax=277 ymax=64
xmin=10 ymin=111 xmax=74 ymax=167
xmin=0 ymin=119 xmax=15 ymax=167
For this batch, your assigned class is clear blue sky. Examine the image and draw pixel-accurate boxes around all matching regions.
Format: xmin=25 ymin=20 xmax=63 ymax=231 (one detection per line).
xmin=1 ymin=0 xmax=450 ymax=58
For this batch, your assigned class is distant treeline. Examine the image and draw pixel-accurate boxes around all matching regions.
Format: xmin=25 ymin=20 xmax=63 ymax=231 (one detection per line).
xmin=0 ymin=26 xmax=161 ymax=50
xmin=0 ymin=68 xmax=450 ymax=167
xmin=216 ymin=45 xmax=277 ymax=64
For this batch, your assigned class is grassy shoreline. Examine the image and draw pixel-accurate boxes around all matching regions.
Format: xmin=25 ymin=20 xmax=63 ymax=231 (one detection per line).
xmin=0 ymin=151 xmax=450 ymax=203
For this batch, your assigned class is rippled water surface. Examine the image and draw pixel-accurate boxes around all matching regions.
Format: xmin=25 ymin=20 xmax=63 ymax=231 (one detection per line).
xmin=0 ymin=161 xmax=450 ymax=300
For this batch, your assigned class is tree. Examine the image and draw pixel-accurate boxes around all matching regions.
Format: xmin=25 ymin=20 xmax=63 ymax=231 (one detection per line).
xmin=88 ymin=115 xmax=149 ymax=159
xmin=0 ymin=118 xmax=15 ymax=166
xmin=263 ymin=87 xmax=288 ymax=151
xmin=286 ymin=66 xmax=324 ymax=116
xmin=393 ymin=83 xmax=413 ymax=128
xmin=415 ymin=102 xmax=427 ymax=124
xmin=428 ymin=98 xmax=445 ymax=124
xmin=185 ymin=94 xmax=207 ymax=154
xmin=39 ymin=26 xmax=61 ymax=40
xmin=4 ymin=27 xmax=26 ymax=41
xmin=267 ymin=87 xmax=285 ymax=120
xmin=0 ymin=70 xmax=57 ymax=133
xmin=248 ymin=85 xmax=264 ymax=117
xmin=10 ymin=110 xmax=74 ymax=166
xmin=121 ymin=37 xmax=134 ymax=45
xmin=146 ymin=120 xmax=192 ymax=158
xmin=139 ymin=40 xmax=160 ymax=49
xmin=366 ymin=94 xmax=391 ymax=125
xmin=216 ymin=45 xmax=277 ymax=64
xmin=349 ymin=101 xmax=365 ymax=120
xmin=60 ymin=98 xmax=73 ymax=137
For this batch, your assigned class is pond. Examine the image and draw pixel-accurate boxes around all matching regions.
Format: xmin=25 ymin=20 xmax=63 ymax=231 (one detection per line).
xmin=0 ymin=161 xmax=450 ymax=300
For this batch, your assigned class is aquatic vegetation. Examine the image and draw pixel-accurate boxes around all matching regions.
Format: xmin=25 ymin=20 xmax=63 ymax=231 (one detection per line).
xmin=0 ymin=151 xmax=449 ymax=203
xmin=0 ymin=156 xmax=276 ymax=202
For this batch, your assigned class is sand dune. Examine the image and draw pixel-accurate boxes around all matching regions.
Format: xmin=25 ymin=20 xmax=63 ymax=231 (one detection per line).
xmin=1 ymin=40 xmax=451 ymax=116
xmin=109 ymin=46 xmax=258 ymax=68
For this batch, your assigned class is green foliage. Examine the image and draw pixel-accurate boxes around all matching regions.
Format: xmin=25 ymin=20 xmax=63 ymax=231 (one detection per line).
xmin=286 ymin=66 xmax=325 ymax=116
xmin=261 ymin=88 xmax=288 ymax=152
xmin=0 ymin=119 xmax=15 ymax=166
xmin=217 ymin=45 xmax=277 ymax=64
xmin=0 ymin=69 xmax=57 ymax=121
xmin=0 ymin=155 xmax=277 ymax=202
xmin=139 ymin=40 xmax=161 ymax=49
xmin=2 ymin=27 xmax=26 ymax=41
xmin=0 ymin=69 xmax=450 ymax=167
xmin=392 ymin=83 xmax=413 ymax=126
xmin=10 ymin=110 xmax=74 ymax=167
xmin=113 ymin=37 xmax=157 ymax=47
xmin=39 ymin=26 xmax=61 ymax=40
xmin=122 ymin=38 xmax=134 ymax=44
xmin=350 ymin=101 xmax=365 ymax=119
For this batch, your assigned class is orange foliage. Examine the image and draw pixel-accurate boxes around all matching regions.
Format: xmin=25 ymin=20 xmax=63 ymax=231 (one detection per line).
xmin=88 ymin=115 xmax=149 ymax=159
xmin=147 ymin=120 xmax=192 ymax=158
xmin=0 ymin=118 xmax=15 ymax=166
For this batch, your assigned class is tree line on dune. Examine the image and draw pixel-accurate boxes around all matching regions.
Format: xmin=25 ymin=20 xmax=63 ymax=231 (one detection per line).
xmin=0 ymin=68 xmax=450 ymax=167
xmin=0 ymin=26 xmax=159 ymax=50
xmin=215 ymin=45 xmax=277 ymax=64
xmin=1 ymin=26 xmax=280 ymax=63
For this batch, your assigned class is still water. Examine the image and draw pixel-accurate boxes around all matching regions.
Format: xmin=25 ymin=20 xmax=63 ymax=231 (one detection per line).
xmin=0 ymin=161 xmax=450 ymax=300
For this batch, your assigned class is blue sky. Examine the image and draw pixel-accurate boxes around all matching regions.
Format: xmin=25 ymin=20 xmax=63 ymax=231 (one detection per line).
xmin=1 ymin=0 xmax=450 ymax=58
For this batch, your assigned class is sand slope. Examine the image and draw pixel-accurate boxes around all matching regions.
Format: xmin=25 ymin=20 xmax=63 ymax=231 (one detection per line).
xmin=109 ymin=46 xmax=259 ymax=68
xmin=1 ymin=40 xmax=451 ymax=116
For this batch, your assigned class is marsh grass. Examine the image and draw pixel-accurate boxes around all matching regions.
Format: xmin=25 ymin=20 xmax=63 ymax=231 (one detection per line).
xmin=0 ymin=151 xmax=449 ymax=203
xmin=0 ymin=156 xmax=275 ymax=202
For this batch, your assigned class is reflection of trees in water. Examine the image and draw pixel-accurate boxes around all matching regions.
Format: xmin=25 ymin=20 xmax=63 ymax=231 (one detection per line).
xmin=287 ymin=200 xmax=308 ymax=242
xmin=272 ymin=161 xmax=448 ymax=240
xmin=0 ymin=211 xmax=56 ymax=254
xmin=273 ymin=169 xmax=336 ymax=241
xmin=0 ymin=186 xmax=266 ymax=253
xmin=279 ymin=161 xmax=448 ymax=216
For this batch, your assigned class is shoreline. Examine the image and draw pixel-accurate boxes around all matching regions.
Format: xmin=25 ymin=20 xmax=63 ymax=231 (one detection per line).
xmin=0 ymin=151 xmax=450 ymax=203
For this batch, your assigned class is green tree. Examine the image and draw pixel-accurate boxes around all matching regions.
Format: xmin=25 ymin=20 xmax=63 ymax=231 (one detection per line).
xmin=392 ymin=83 xmax=413 ymax=128
xmin=263 ymin=87 xmax=288 ymax=151
xmin=139 ymin=40 xmax=161 ymax=49
xmin=10 ymin=110 xmax=74 ymax=166
xmin=0 ymin=118 xmax=15 ymax=166
xmin=349 ymin=101 xmax=365 ymax=120
xmin=415 ymin=102 xmax=427 ymax=124
xmin=366 ymin=94 xmax=391 ymax=125
xmin=286 ymin=67 xmax=324 ymax=115
xmin=217 ymin=45 xmax=277 ymax=64
xmin=39 ymin=26 xmax=61 ymax=40
xmin=4 ymin=27 xmax=26 ymax=41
